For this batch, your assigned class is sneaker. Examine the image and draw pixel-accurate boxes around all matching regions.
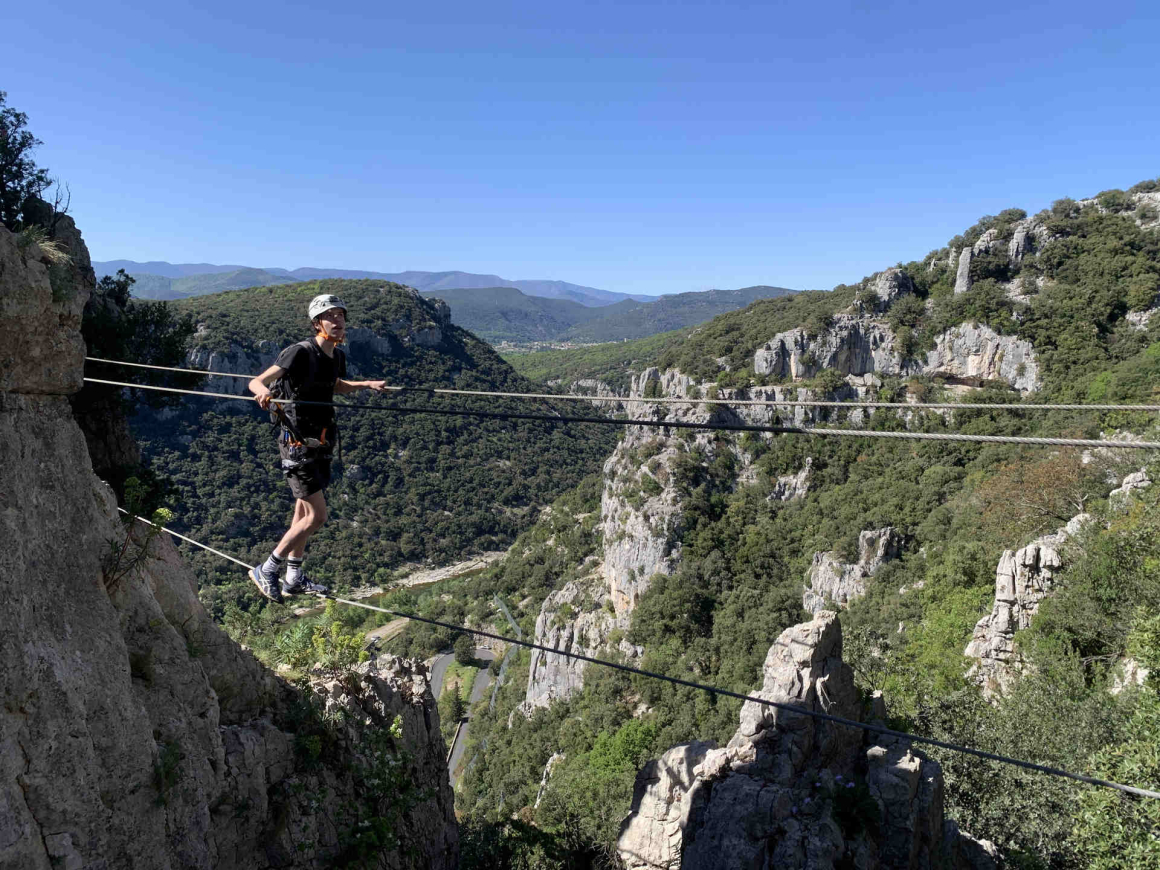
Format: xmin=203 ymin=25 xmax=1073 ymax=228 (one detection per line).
xmin=282 ymin=575 xmax=329 ymax=596
xmin=250 ymin=565 xmax=283 ymax=603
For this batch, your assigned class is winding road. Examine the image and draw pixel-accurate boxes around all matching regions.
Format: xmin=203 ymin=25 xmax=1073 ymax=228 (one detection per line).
xmin=428 ymin=648 xmax=496 ymax=786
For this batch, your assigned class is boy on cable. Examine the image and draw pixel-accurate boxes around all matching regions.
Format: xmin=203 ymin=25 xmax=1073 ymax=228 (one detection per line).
xmin=247 ymin=294 xmax=388 ymax=602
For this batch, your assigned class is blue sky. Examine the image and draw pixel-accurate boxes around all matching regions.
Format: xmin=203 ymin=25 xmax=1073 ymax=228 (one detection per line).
xmin=5 ymin=0 xmax=1158 ymax=295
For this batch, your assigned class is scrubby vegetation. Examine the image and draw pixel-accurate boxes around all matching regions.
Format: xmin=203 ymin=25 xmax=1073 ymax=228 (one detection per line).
xmin=102 ymin=173 xmax=1160 ymax=868
xmin=451 ymin=181 xmax=1160 ymax=869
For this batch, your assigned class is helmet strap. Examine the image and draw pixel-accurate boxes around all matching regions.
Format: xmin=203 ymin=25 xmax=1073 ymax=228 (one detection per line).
xmin=314 ymin=319 xmax=346 ymax=346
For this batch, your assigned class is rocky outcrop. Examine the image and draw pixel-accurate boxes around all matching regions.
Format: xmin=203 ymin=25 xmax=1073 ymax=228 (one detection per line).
xmin=924 ymin=324 xmax=1040 ymax=392
xmin=524 ymin=578 xmax=639 ymax=711
xmin=0 ymin=221 xmax=458 ymax=869
xmin=753 ymin=310 xmax=1040 ymax=395
xmin=1111 ymin=658 xmax=1151 ymax=695
xmin=865 ymin=268 xmax=914 ymax=311
xmin=524 ymin=367 xmax=709 ymax=710
xmin=803 ymin=528 xmax=905 ymax=613
xmin=954 ymin=249 xmax=973 ymax=295
xmin=0 ymin=215 xmax=91 ymax=395
xmin=771 ymin=457 xmax=812 ymax=501
xmin=964 ymin=514 xmax=1091 ymax=699
xmin=566 ymin=377 xmax=625 ymax=410
xmin=533 ymin=752 xmax=566 ymax=809
xmin=1109 ymin=468 xmax=1152 ymax=508
xmin=754 ymin=316 xmax=901 ymax=381
xmin=617 ymin=613 xmax=995 ymax=870
xmin=186 ymin=341 xmax=277 ymax=395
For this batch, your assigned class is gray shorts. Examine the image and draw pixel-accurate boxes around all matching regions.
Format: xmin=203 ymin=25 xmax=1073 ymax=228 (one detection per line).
xmin=279 ymin=439 xmax=332 ymax=499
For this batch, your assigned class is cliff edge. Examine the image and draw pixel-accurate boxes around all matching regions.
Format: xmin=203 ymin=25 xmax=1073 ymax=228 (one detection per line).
xmin=0 ymin=221 xmax=457 ymax=869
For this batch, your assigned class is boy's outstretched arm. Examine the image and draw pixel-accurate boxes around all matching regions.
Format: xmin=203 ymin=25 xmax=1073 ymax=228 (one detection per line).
xmin=334 ymin=379 xmax=389 ymax=395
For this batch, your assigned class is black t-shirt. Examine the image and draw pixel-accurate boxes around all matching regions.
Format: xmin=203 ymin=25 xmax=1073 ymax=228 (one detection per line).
xmin=274 ymin=339 xmax=347 ymax=439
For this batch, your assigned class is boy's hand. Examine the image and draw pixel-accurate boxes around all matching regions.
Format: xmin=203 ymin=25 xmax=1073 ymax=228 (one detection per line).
xmin=366 ymin=380 xmax=389 ymax=393
xmin=254 ymin=386 xmax=273 ymax=409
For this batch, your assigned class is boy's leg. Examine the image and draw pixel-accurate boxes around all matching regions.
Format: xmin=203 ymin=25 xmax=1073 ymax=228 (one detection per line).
xmin=275 ymin=490 xmax=328 ymax=557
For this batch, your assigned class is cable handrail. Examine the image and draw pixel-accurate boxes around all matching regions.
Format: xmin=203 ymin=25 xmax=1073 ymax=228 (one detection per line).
xmin=82 ymin=377 xmax=1160 ymax=450
xmin=119 ymin=509 xmax=1160 ymax=801
xmin=83 ymin=356 xmax=1160 ymax=412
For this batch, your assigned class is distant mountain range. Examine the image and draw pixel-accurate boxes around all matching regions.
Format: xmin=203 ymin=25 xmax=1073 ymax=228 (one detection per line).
xmin=91 ymin=260 xmax=655 ymax=307
xmin=420 ymin=284 xmax=797 ymax=344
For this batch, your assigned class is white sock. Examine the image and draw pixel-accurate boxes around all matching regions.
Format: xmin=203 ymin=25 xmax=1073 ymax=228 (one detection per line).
xmin=286 ymin=557 xmax=304 ymax=586
xmin=262 ymin=551 xmax=285 ymax=576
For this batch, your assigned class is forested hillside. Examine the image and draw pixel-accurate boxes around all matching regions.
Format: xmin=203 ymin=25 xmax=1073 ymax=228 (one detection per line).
xmin=557 ymin=284 xmax=797 ymax=343
xmin=419 ymin=285 xmax=610 ymax=343
xmin=129 ymin=278 xmax=618 ymax=618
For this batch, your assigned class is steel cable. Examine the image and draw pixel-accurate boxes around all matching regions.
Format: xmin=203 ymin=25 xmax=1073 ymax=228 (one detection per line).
xmin=120 ymin=510 xmax=1160 ymax=801
xmin=83 ymin=356 xmax=1160 ymax=412
xmin=84 ymin=377 xmax=1160 ymax=450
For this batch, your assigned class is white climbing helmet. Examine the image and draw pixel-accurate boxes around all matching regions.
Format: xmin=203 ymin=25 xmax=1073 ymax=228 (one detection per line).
xmin=308 ymin=294 xmax=347 ymax=321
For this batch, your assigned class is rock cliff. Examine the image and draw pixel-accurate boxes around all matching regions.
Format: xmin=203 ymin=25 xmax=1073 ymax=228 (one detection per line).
xmin=965 ymin=466 xmax=1155 ymax=699
xmin=616 ymin=613 xmax=996 ymax=870
xmin=752 ymin=268 xmax=1042 ymax=394
xmin=0 ymin=221 xmax=457 ymax=870
xmin=963 ymin=514 xmax=1092 ymax=699
xmin=524 ymin=367 xmax=719 ymax=710
xmin=803 ymin=528 xmax=905 ymax=614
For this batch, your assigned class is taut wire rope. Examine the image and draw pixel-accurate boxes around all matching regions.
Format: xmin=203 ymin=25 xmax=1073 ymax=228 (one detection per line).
xmin=84 ymin=377 xmax=1160 ymax=450
xmin=83 ymin=356 xmax=1160 ymax=412
xmin=119 ymin=509 xmax=1160 ymax=801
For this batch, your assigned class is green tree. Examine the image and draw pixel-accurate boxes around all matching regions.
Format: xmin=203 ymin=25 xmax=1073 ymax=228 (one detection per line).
xmin=1070 ymin=614 xmax=1160 ymax=868
xmin=0 ymin=91 xmax=52 ymax=231
xmin=455 ymin=633 xmax=477 ymax=666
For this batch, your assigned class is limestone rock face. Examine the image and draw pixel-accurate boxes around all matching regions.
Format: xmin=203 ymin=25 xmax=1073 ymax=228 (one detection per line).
xmin=533 ymin=752 xmax=567 ymax=810
xmin=803 ymin=528 xmax=904 ymax=613
xmin=186 ymin=342 xmax=280 ymax=395
xmin=771 ymin=457 xmax=813 ymax=502
xmin=345 ymin=326 xmax=398 ymax=357
xmin=0 ymin=217 xmax=92 ymax=395
xmin=617 ymin=742 xmax=716 ymax=870
xmin=1109 ymin=468 xmax=1152 ymax=508
xmin=524 ymin=367 xmax=708 ymax=710
xmin=566 ymin=377 xmax=624 ymax=411
xmin=924 ymin=324 xmax=1040 ymax=392
xmin=754 ymin=316 xmax=901 ymax=381
xmin=617 ymin=613 xmax=993 ymax=870
xmin=868 ymin=268 xmax=915 ymax=311
xmin=0 ymin=220 xmax=457 ymax=870
xmin=524 ymin=579 xmax=637 ymax=711
xmin=753 ymin=315 xmax=1040 ymax=395
xmin=954 ymin=249 xmax=972 ymax=295
xmin=964 ymin=514 xmax=1091 ymax=698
